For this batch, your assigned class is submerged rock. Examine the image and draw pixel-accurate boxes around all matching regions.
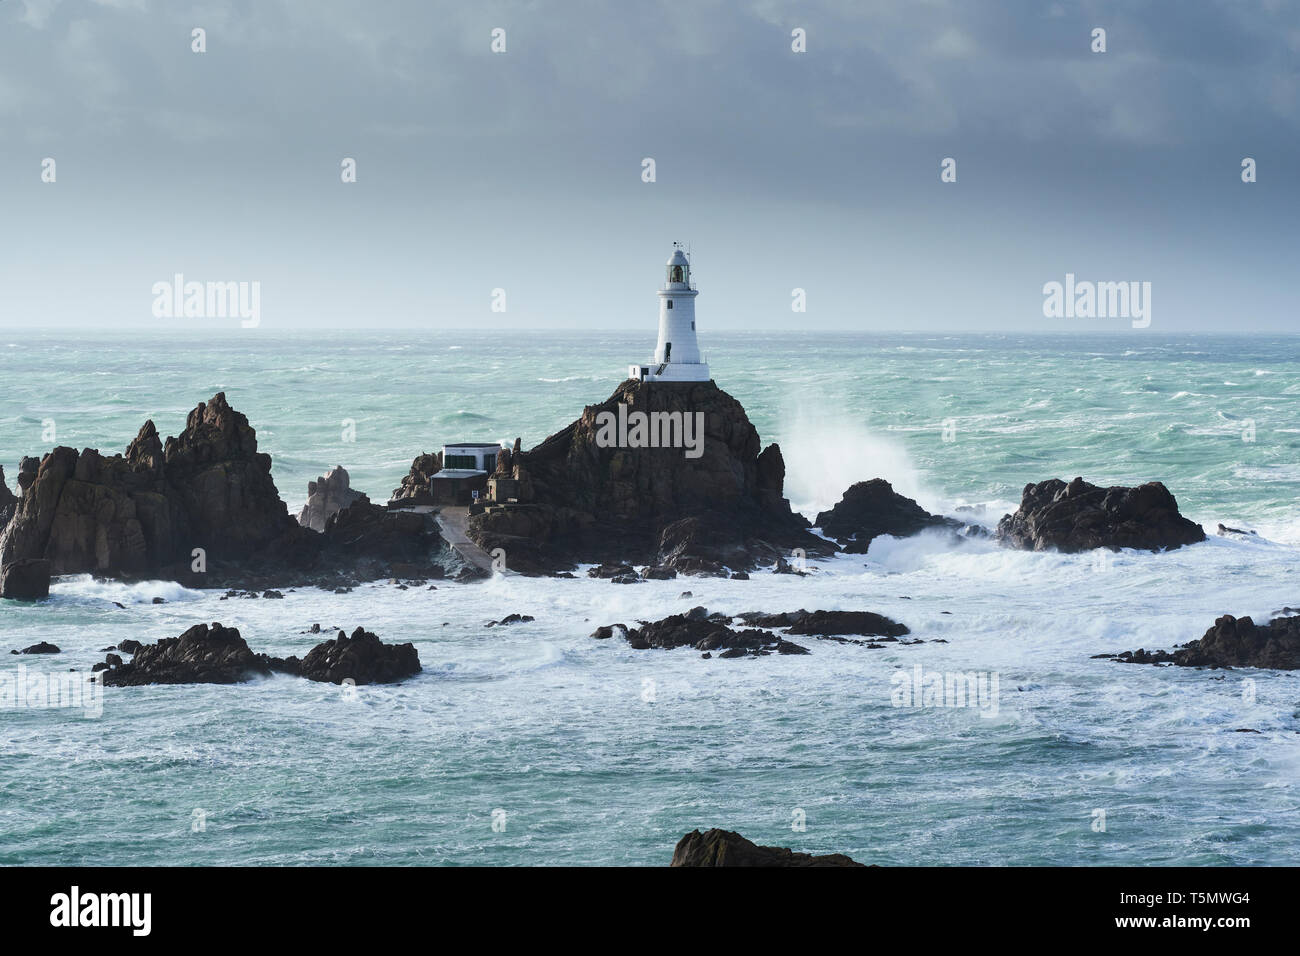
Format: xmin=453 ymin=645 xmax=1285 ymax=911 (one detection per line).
xmin=1110 ymin=614 xmax=1300 ymax=670
xmin=485 ymin=614 xmax=535 ymax=627
xmin=996 ymin=477 xmax=1204 ymax=553
xmin=670 ymin=829 xmax=865 ymax=867
xmin=297 ymin=465 xmax=364 ymax=532
xmin=815 ymin=479 xmax=959 ymax=552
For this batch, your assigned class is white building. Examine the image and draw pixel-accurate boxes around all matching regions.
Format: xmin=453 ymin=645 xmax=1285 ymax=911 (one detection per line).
xmin=441 ymin=443 xmax=502 ymax=472
xmin=628 ymin=244 xmax=712 ymax=383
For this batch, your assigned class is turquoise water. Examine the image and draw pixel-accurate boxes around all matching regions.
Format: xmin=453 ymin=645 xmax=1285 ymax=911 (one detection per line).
xmin=2 ymin=331 xmax=1298 ymax=865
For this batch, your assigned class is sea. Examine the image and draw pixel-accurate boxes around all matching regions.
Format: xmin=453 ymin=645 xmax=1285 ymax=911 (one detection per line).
xmin=1 ymin=330 xmax=1298 ymax=865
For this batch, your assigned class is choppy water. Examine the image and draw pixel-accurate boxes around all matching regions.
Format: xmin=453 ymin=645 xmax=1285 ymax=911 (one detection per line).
xmin=2 ymin=331 xmax=1298 ymax=865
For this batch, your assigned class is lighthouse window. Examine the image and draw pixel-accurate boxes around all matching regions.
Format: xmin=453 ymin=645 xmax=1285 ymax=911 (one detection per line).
xmin=671 ymin=265 xmax=684 ymax=283
xmin=666 ymin=300 xmax=673 ymax=309
xmin=691 ymin=321 xmax=695 ymax=329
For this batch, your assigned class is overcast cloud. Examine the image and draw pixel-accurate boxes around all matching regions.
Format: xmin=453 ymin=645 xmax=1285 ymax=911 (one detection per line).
xmin=1 ymin=0 xmax=1296 ymax=331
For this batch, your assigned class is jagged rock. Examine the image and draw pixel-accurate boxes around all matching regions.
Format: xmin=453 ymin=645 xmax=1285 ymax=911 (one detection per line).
xmin=996 ymin=477 xmax=1205 ymax=553
xmin=0 ymin=464 xmax=17 ymax=528
xmin=100 ymin=623 xmax=290 ymax=685
xmin=0 ymin=394 xmax=450 ymax=589
xmin=1110 ymin=614 xmax=1300 ymax=670
xmin=599 ymin=612 xmax=805 ymax=658
xmin=390 ymin=452 xmax=441 ymax=503
xmin=670 ymin=829 xmax=865 ymax=867
xmin=1 ymin=558 xmax=51 ymax=600
xmin=294 ymin=626 xmax=421 ymax=684
xmin=467 ymin=379 xmax=832 ymax=575
xmin=0 ymin=394 xmax=295 ymax=578
xmin=297 ymin=465 xmax=364 ymax=532
xmin=815 ymin=479 xmax=959 ymax=552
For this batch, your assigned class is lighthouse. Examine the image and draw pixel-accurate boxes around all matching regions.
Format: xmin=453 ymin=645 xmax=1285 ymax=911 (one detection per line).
xmin=628 ymin=244 xmax=711 ymax=383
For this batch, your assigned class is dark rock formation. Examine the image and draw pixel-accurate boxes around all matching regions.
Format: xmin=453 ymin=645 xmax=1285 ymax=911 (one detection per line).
xmin=100 ymin=623 xmax=288 ymax=686
xmin=996 ymin=477 xmax=1205 ymax=553
xmin=293 ymin=626 xmax=421 ymax=684
xmin=0 ymin=394 xmax=451 ymax=588
xmin=1110 ymin=614 xmax=1300 ymax=670
xmin=0 ymin=465 xmax=17 ymax=528
xmin=1217 ymin=523 xmax=1257 ymax=537
xmin=815 ymin=479 xmax=959 ymax=552
xmin=390 ymin=452 xmax=441 ymax=503
xmin=670 ymin=829 xmax=865 ymax=867
xmin=784 ymin=609 xmax=910 ymax=638
xmin=485 ymin=614 xmax=534 ymax=627
xmin=1 ymin=558 xmax=51 ymax=601
xmin=98 ymin=623 xmax=420 ymax=686
xmin=467 ymin=380 xmax=831 ymax=574
xmin=13 ymin=641 xmax=60 ymax=654
xmin=599 ymin=611 xmax=807 ymax=658
xmin=297 ymin=465 xmax=364 ymax=532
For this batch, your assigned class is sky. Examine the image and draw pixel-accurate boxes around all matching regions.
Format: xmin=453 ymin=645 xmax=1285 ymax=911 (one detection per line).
xmin=0 ymin=0 xmax=1297 ymax=332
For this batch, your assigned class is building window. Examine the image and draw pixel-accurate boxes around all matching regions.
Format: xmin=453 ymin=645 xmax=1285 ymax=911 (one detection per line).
xmin=666 ymin=300 xmax=673 ymax=309
xmin=445 ymin=454 xmax=477 ymax=469
xmin=691 ymin=321 xmax=695 ymax=329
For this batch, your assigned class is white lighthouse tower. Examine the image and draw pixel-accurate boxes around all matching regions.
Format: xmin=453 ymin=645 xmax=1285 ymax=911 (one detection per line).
xmin=628 ymin=244 xmax=711 ymax=383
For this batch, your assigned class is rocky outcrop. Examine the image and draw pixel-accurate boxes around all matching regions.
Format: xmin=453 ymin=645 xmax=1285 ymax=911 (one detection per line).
xmin=0 ymin=393 xmax=297 ymax=577
xmin=670 ymin=829 xmax=865 ymax=867
xmin=996 ymin=477 xmax=1205 ymax=553
xmin=100 ymin=623 xmax=289 ymax=686
xmin=782 ymin=609 xmax=909 ymax=638
xmin=390 ymin=452 xmax=441 ymax=503
xmin=293 ymin=626 xmax=421 ymax=684
xmin=12 ymin=641 xmax=60 ymax=654
xmin=1 ymin=558 xmax=51 ymax=601
xmin=815 ymin=479 xmax=960 ymax=552
xmin=97 ymin=623 xmax=421 ymax=686
xmin=297 ymin=465 xmax=364 ymax=532
xmin=1109 ymin=614 xmax=1300 ymax=670
xmin=467 ymin=380 xmax=832 ymax=574
xmin=0 ymin=394 xmax=451 ymax=588
xmin=597 ymin=610 xmax=808 ymax=658
xmin=0 ymin=465 xmax=17 ymax=528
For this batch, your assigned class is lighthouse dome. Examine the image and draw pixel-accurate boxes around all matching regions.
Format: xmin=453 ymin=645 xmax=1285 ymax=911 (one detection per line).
xmin=665 ymin=247 xmax=691 ymax=287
